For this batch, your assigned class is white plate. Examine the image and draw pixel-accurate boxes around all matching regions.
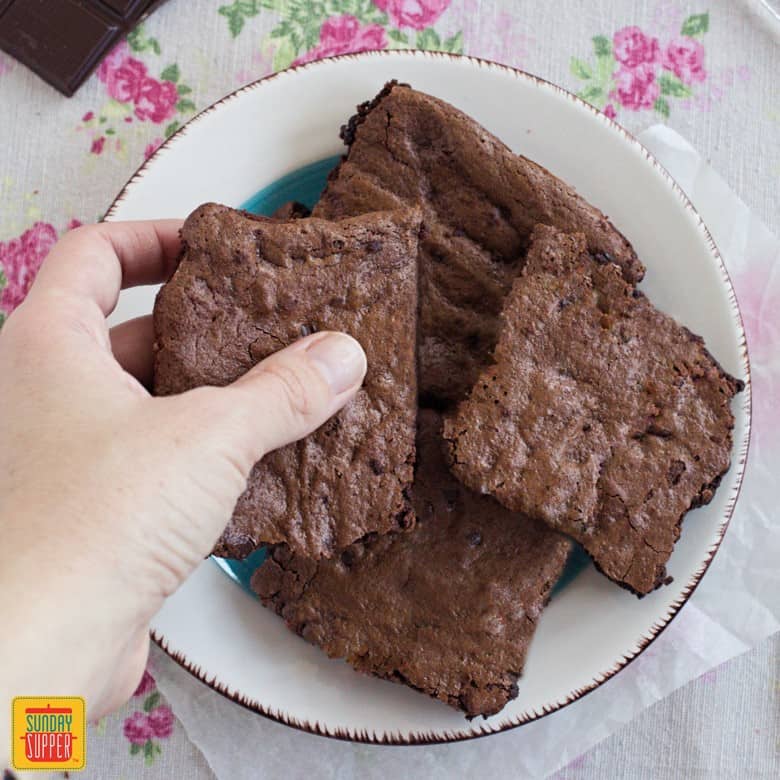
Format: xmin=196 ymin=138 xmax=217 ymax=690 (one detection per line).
xmin=106 ymin=51 xmax=751 ymax=744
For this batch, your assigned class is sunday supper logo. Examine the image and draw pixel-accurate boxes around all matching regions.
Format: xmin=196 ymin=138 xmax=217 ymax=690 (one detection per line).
xmin=11 ymin=697 xmax=86 ymax=771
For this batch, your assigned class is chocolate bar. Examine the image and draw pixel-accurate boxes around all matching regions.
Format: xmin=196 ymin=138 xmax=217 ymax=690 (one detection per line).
xmin=0 ymin=0 xmax=168 ymax=97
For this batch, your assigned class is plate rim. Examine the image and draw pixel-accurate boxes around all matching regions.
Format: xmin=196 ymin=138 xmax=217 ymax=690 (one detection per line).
xmin=106 ymin=49 xmax=753 ymax=745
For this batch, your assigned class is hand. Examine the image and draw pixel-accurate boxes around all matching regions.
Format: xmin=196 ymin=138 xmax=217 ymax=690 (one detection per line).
xmin=0 ymin=221 xmax=366 ymax=748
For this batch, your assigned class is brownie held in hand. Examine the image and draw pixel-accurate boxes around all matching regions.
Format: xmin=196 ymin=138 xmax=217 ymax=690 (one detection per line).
xmin=154 ymin=203 xmax=421 ymax=559
xmin=252 ymin=410 xmax=571 ymax=718
xmin=443 ymin=225 xmax=742 ymax=595
xmin=314 ymin=82 xmax=644 ymax=405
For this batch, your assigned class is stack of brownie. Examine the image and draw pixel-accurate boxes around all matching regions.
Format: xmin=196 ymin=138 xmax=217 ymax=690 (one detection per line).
xmin=153 ymin=82 xmax=742 ymax=718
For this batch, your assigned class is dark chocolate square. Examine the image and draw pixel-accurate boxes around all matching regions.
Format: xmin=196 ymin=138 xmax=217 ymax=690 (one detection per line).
xmin=0 ymin=0 xmax=118 ymax=95
xmin=97 ymin=0 xmax=147 ymax=17
xmin=100 ymin=0 xmax=143 ymax=16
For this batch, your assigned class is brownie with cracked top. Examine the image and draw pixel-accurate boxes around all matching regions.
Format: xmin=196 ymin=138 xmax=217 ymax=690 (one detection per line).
xmin=252 ymin=409 xmax=571 ymax=718
xmin=153 ymin=203 xmax=421 ymax=559
xmin=313 ymin=82 xmax=644 ymax=405
xmin=443 ymin=225 xmax=742 ymax=595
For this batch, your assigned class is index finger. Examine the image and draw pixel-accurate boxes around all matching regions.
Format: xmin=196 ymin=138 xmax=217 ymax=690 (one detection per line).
xmin=29 ymin=219 xmax=184 ymax=317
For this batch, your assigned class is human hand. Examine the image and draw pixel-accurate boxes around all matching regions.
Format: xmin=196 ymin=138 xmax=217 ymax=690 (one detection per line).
xmin=0 ymin=220 xmax=366 ymax=742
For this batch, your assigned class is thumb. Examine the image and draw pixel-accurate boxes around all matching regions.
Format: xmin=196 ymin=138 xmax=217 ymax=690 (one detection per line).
xmin=114 ymin=332 xmax=366 ymax=603
xmin=204 ymin=331 xmax=367 ymax=471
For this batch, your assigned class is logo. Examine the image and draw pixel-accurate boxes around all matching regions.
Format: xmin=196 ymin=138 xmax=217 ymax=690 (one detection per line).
xmin=11 ymin=697 xmax=86 ymax=771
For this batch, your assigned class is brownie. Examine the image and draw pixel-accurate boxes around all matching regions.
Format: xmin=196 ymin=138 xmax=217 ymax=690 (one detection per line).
xmin=252 ymin=410 xmax=571 ymax=718
xmin=270 ymin=201 xmax=311 ymax=219
xmin=443 ymin=225 xmax=742 ymax=595
xmin=153 ymin=203 xmax=422 ymax=559
xmin=313 ymin=82 xmax=644 ymax=405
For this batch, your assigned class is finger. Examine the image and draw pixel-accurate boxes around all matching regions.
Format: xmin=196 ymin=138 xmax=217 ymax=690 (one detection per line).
xmin=30 ymin=220 xmax=183 ymax=317
xmin=109 ymin=315 xmax=155 ymax=386
xmin=197 ymin=331 xmax=367 ymax=471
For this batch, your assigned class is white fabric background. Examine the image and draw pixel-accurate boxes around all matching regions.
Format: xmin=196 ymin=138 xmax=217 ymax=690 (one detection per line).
xmin=1 ymin=0 xmax=777 ymax=777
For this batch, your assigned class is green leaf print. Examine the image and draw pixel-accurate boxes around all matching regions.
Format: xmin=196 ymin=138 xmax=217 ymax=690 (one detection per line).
xmin=592 ymin=35 xmax=611 ymax=58
xmin=177 ymin=84 xmax=192 ymax=96
xmin=176 ymin=98 xmax=197 ymax=113
xmin=387 ymin=29 xmax=408 ymax=44
xmin=571 ymin=40 xmax=614 ymax=110
xmin=595 ymin=49 xmax=615 ymax=84
xmin=104 ymin=98 xmax=132 ymax=119
xmin=570 ymin=57 xmax=592 ymax=80
xmin=442 ymin=31 xmax=463 ymax=54
xmin=127 ymin=25 xmax=161 ymax=55
xmin=144 ymin=739 xmax=155 ymax=766
xmin=218 ymin=1 xmax=263 ymax=38
xmin=143 ymin=692 xmax=161 ymax=712
xmin=164 ymin=120 xmax=180 ymax=138
xmin=129 ymin=742 xmax=142 ymax=756
xmin=681 ymin=12 xmax=709 ymax=37
xmin=272 ymin=36 xmax=298 ymax=71
xmin=160 ymin=64 xmax=180 ymax=83
xmin=579 ymin=84 xmax=603 ymax=102
xmin=654 ymin=97 xmax=670 ymax=118
xmin=415 ymin=27 xmax=441 ymax=51
xmin=659 ymin=72 xmax=692 ymax=98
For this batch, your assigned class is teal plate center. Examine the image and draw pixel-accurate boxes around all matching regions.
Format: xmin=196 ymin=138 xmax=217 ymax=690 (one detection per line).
xmin=212 ymin=157 xmax=591 ymax=598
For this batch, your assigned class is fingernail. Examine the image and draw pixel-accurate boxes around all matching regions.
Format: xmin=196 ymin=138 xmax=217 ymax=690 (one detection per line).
xmin=306 ymin=333 xmax=367 ymax=395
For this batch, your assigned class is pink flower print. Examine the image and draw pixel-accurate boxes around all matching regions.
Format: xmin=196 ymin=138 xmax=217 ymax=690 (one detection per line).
xmin=90 ymin=136 xmax=106 ymax=155
xmin=67 ymin=219 xmax=83 ymax=231
xmin=0 ymin=222 xmax=57 ymax=313
xmin=97 ymin=40 xmax=129 ymax=83
xmin=133 ymin=669 xmax=156 ymax=697
xmin=134 ymin=77 xmax=178 ymax=123
xmin=123 ymin=712 xmax=153 ymax=746
xmin=144 ymin=137 xmax=163 ymax=160
xmin=613 ymin=26 xmax=660 ymax=68
xmin=603 ymin=103 xmax=617 ymax=120
xmin=104 ymin=57 xmax=148 ymax=103
xmin=82 ymin=111 xmax=94 ymax=122
xmin=662 ymin=37 xmax=706 ymax=85
xmin=147 ymin=706 xmax=175 ymax=739
xmin=610 ymin=63 xmax=660 ymax=111
xmin=293 ymin=15 xmax=387 ymax=66
xmin=373 ymin=0 xmax=450 ymax=30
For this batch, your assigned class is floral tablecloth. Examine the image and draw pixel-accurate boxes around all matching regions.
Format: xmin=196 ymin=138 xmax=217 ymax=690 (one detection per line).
xmin=1 ymin=1 xmax=778 ymax=777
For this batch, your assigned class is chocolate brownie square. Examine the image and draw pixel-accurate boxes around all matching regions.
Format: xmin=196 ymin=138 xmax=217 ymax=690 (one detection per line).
xmin=154 ymin=203 xmax=422 ymax=559
xmin=252 ymin=410 xmax=571 ymax=718
xmin=443 ymin=225 xmax=742 ymax=595
xmin=313 ymin=82 xmax=644 ymax=405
